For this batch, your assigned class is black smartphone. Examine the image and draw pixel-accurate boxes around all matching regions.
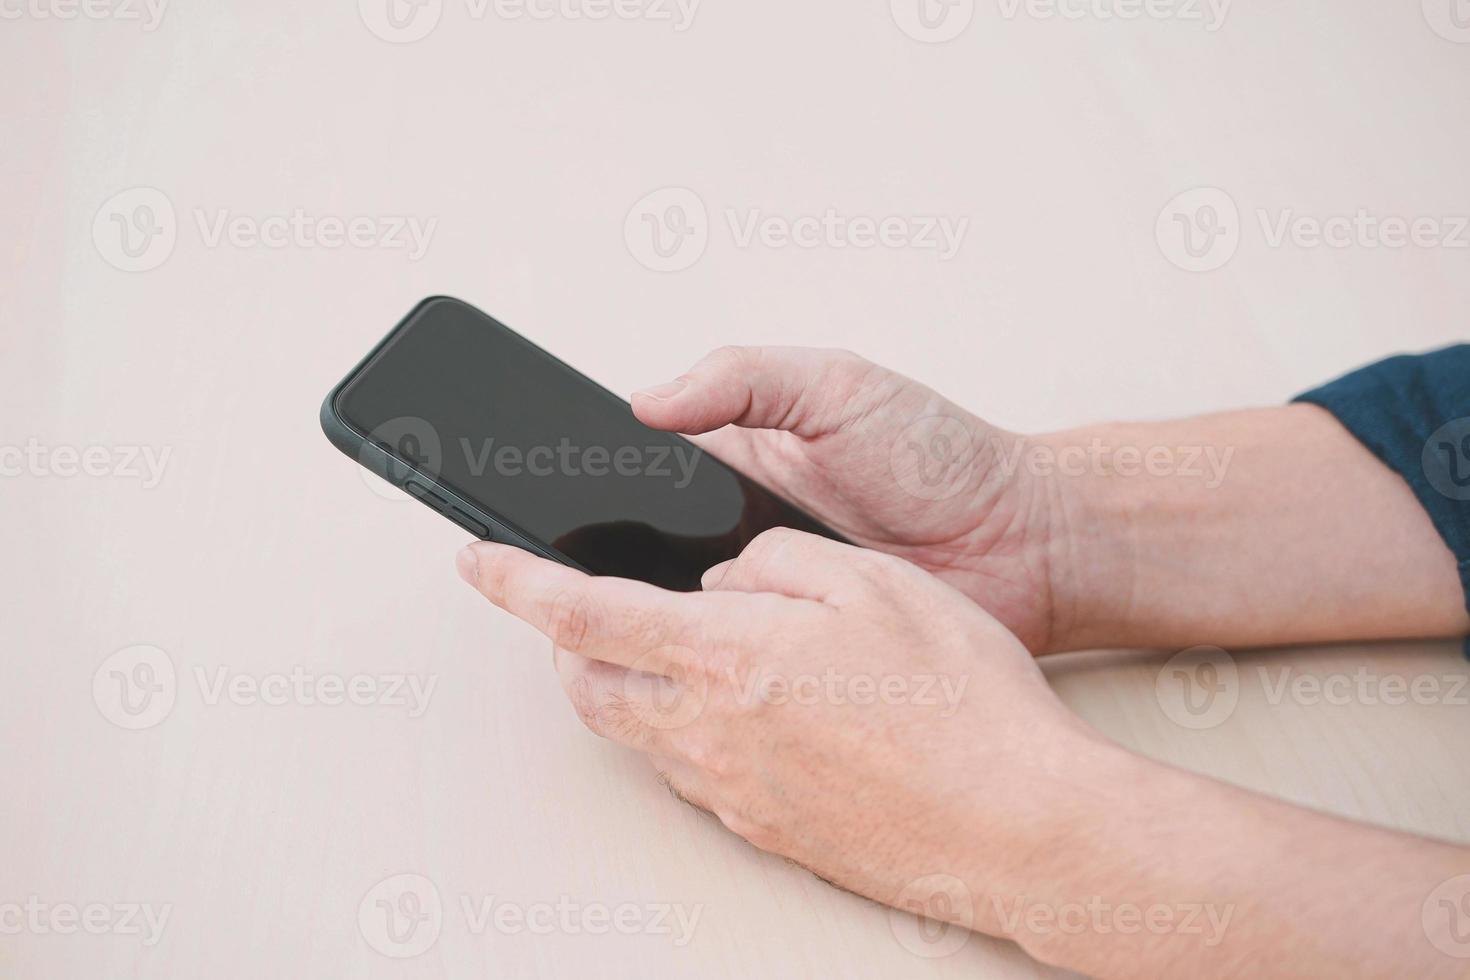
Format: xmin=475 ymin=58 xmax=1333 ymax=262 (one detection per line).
xmin=321 ymin=296 xmax=845 ymax=592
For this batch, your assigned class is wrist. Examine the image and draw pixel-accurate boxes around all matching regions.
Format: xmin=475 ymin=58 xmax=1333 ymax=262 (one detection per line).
xmin=1026 ymin=426 xmax=1152 ymax=653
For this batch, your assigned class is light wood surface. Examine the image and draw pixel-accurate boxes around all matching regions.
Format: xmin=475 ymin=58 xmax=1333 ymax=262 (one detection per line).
xmin=4 ymin=2 xmax=1468 ymax=976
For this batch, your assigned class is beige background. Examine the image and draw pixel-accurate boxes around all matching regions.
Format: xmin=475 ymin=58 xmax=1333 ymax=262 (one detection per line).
xmin=3 ymin=0 xmax=1469 ymax=976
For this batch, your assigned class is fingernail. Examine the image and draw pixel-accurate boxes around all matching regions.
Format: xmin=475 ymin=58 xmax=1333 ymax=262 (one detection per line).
xmin=456 ymin=546 xmax=479 ymax=586
xmin=635 ymin=378 xmax=687 ymax=401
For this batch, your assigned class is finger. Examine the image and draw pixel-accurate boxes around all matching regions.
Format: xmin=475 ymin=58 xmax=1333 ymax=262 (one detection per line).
xmin=706 ymin=527 xmax=875 ymax=603
xmin=458 ymin=542 xmax=729 ymax=671
xmin=554 ymin=648 xmax=702 ymax=753
xmin=631 ymin=346 xmax=885 ymax=438
xmin=700 ymin=559 xmax=734 ymax=591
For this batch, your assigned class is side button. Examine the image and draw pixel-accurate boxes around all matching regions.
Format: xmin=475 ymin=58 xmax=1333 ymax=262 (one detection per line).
xmin=448 ymin=507 xmax=491 ymax=539
xmin=405 ymin=480 xmax=447 ymax=507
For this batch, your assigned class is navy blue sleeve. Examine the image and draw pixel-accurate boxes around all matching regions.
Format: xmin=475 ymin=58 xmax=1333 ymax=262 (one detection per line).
xmin=1293 ymin=344 xmax=1470 ymax=653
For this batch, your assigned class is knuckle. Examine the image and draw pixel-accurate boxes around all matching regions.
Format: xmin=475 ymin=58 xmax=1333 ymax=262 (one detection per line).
xmin=707 ymin=344 xmax=753 ymax=374
xmin=563 ymin=673 xmax=605 ymax=736
xmin=746 ymin=526 xmax=799 ymax=562
xmin=544 ymin=588 xmax=597 ymax=651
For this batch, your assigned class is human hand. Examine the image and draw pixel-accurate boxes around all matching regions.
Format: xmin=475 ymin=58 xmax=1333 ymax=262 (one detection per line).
xmin=455 ymin=528 xmax=1109 ymax=936
xmin=631 ymin=347 xmax=1077 ymax=652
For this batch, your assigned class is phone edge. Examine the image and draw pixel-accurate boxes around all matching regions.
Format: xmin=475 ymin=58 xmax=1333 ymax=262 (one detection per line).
xmin=318 ymin=296 xmax=587 ymax=571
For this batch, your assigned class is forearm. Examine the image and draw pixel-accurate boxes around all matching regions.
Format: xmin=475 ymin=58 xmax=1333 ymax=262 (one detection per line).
xmin=985 ymin=742 xmax=1469 ymax=978
xmin=1043 ymin=404 xmax=1469 ymax=652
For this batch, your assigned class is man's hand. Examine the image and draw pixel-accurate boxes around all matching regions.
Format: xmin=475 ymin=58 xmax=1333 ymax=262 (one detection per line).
xmin=632 ymin=347 xmax=1076 ymax=652
xmin=456 ymin=529 xmax=1100 ymax=932
xmin=457 ymin=531 xmax=1470 ymax=979
xmin=635 ymin=349 xmax=1470 ymax=653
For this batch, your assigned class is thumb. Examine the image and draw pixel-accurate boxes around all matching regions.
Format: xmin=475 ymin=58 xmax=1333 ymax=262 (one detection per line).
xmin=631 ymin=346 xmax=884 ymax=437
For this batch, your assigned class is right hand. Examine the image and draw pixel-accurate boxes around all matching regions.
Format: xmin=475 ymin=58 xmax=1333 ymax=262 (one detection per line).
xmin=632 ymin=346 xmax=1079 ymax=653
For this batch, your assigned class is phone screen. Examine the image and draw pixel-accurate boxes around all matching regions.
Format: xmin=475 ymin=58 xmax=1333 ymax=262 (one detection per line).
xmin=333 ymin=299 xmax=840 ymax=591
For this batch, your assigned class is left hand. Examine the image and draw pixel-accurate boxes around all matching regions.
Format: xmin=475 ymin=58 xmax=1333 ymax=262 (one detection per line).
xmin=455 ymin=529 xmax=1112 ymax=935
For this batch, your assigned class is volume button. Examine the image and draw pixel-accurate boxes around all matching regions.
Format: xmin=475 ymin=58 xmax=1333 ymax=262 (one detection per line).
xmin=404 ymin=480 xmax=447 ymax=507
xmin=448 ymin=507 xmax=491 ymax=539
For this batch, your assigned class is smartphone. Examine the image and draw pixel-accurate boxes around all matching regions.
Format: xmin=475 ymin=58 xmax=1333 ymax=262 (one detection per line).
xmin=321 ymin=297 xmax=845 ymax=592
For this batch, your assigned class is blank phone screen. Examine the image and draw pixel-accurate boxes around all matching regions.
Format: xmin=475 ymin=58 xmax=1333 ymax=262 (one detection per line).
xmin=334 ymin=298 xmax=839 ymax=591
